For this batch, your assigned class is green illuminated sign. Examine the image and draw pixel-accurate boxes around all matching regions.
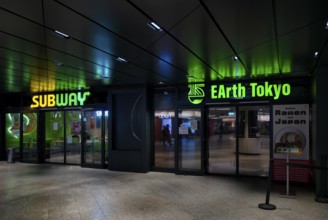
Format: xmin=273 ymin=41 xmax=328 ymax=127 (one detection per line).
xmin=30 ymin=91 xmax=91 ymax=109
xmin=188 ymin=81 xmax=292 ymax=104
xmin=211 ymin=82 xmax=290 ymax=100
xmin=188 ymin=84 xmax=205 ymax=104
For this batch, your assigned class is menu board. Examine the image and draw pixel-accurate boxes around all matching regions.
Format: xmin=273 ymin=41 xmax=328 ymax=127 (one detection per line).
xmin=273 ymin=104 xmax=309 ymax=160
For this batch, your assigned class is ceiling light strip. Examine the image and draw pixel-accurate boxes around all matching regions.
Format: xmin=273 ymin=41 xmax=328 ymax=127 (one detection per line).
xmin=54 ymin=30 xmax=70 ymax=39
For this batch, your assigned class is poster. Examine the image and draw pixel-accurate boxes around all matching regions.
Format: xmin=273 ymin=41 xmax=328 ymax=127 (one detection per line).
xmin=273 ymin=104 xmax=309 ymax=160
xmin=179 ymin=126 xmax=189 ymax=135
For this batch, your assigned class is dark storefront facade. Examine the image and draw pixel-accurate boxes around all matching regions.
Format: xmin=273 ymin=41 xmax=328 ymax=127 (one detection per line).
xmin=1 ymin=77 xmax=314 ymax=183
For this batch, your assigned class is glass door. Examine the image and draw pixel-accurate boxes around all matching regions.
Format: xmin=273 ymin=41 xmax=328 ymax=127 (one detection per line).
xmin=65 ymin=111 xmax=81 ymax=165
xmin=82 ymin=110 xmax=108 ymax=167
xmin=22 ymin=112 xmax=38 ymax=162
xmin=5 ymin=113 xmax=21 ymax=161
xmin=154 ymin=110 xmax=176 ymax=169
xmin=178 ymin=109 xmax=202 ymax=172
xmin=238 ymin=106 xmax=270 ymax=176
xmin=208 ymin=107 xmax=236 ymax=174
xmin=45 ymin=111 xmax=65 ymax=163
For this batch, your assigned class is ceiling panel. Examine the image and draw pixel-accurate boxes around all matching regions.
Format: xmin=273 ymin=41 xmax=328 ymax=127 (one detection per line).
xmin=0 ymin=0 xmax=326 ymax=94
xmin=278 ymin=22 xmax=327 ymax=74
xmin=0 ymin=0 xmax=44 ymax=24
xmin=205 ymin=0 xmax=275 ymax=53
xmin=130 ymin=0 xmax=200 ymax=30
xmin=0 ymin=6 xmax=45 ymax=46
xmin=44 ymin=0 xmax=144 ymax=62
xmin=55 ymin=0 xmax=164 ymax=49
xmin=129 ymin=52 xmax=189 ymax=85
xmin=275 ymin=0 xmax=328 ymax=35
xmin=165 ymin=4 xmax=233 ymax=65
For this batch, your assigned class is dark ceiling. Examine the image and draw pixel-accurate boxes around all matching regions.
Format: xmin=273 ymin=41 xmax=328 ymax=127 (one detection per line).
xmin=0 ymin=0 xmax=327 ymax=94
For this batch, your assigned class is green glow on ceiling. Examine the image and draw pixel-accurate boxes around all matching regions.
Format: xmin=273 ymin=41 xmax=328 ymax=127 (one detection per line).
xmin=249 ymin=58 xmax=292 ymax=77
xmin=187 ymin=57 xmax=205 ymax=83
xmin=281 ymin=59 xmax=292 ymax=73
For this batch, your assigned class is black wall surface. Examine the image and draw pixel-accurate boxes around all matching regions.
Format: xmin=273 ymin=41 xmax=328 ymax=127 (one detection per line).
xmin=313 ymin=67 xmax=328 ymax=202
xmin=109 ymin=87 xmax=150 ymax=172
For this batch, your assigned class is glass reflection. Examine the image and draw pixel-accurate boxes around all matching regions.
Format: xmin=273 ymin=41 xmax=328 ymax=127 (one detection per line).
xmin=6 ymin=113 xmax=21 ymax=160
xmin=154 ymin=111 xmax=175 ymax=169
xmin=178 ymin=109 xmax=201 ymax=171
xmin=65 ymin=111 xmax=81 ymax=164
xmin=45 ymin=111 xmax=64 ymax=163
xmin=22 ymin=113 xmax=38 ymax=162
xmin=238 ymin=106 xmax=270 ymax=176
xmin=208 ymin=107 xmax=236 ymax=174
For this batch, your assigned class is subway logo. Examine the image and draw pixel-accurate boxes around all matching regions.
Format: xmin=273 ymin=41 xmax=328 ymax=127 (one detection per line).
xmin=30 ymin=91 xmax=91 ymax=109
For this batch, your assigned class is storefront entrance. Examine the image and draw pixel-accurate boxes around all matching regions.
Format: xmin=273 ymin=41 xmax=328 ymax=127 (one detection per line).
xmin=154 ymin=109 xmax=203 ymax=174
xmin=5 ymin=109 xmax=109 ymax=168
xmin=207 ymin=105 xmax=270 ymax=176
xmin=154 ymin=105 xmax=271 ymax=176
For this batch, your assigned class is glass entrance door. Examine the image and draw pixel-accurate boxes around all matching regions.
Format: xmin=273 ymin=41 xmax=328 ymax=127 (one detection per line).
xmin=208 ymin=107 xmax=236 ymax=174
xmin=5 ymin=113 xmax=21 ymax=161
xmin=238 ymin=106 xmax=270 ymax=176
xmin=207 ymin=105 xmax=271 ymax=176
xmin=82 ymin=110 xmax=108 ymax=167
xmin=178 ymin=109 xmax=202 ymax=172
xmin=65 ymin=111 xmax=82 ymax=165
xmin=154 ymin=110 xmax=176 ymax=169
xmin=22 ymin=113 xmax=38 ymax=162
xmin=45 ymin=111 xmax=64 ymax=163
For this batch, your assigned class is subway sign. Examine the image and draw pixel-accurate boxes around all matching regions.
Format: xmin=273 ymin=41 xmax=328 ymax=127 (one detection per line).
xmin=30 ymin=91 xmax=91 ymax=109
xmin=188 ymin=81 xmax=291 ymax=104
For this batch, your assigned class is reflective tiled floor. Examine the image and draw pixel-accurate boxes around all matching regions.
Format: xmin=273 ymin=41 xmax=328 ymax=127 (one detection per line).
xmin=0 ymin=162 xmax=327 ymax=220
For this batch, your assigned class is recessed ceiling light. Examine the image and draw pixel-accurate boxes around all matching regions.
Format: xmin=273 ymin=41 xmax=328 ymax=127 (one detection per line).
xmin=325 ymin=21 xmax=328 ymax=29
xmin=116 ymin=57 xmax=128 ymax=63
xmin=53 ymin=61 xmax=64 ymax=66
xmin=233 ymin=56 xmax=239 ymax=61
xmin=314 ymin=51 xmax=319 ymax=57
xmin=158 ymin=81 xmax=165 ymax=85
xmin=187 ymin=74 xmax=193 ymax=78
xmin=147 ymin=21 xmax=162 ymax=31
xmin=54 ymin=30 xmax=70 ymax=39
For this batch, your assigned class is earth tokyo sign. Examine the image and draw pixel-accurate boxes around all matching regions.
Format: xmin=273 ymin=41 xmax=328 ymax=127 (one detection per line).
xmin=211 ymin=82 xmax=291 ymax=100
xmin=188 ymin=82 xmax=291 ymax=104
xmin=30 ymin=91 xmax=91 ymax=109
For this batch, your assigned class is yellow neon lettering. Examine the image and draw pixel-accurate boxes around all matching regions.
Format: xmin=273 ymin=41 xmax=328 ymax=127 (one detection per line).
xmin=48 ymin=94 xmax=55 ymax=107
xmin=30 ymin=96 xmax=39 ymax=108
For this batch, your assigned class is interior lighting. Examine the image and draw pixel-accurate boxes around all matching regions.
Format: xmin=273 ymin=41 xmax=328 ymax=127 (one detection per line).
xmin=54 ymin=30 xmax=70 ymax=39
xmin=53 ymin=61 xmax=64 ymax=67
xmin=325 ymin=21 xmax=328 ymax=29
xmin=147 ymin=21 xmax=162 ymax=31
xmin=233 ymin=56 xmax=239 ymax=61
xmin=116 ymin=57 xmax=128 ymax=63
xmin=314 ymin=51 xmax=319 ymax=57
